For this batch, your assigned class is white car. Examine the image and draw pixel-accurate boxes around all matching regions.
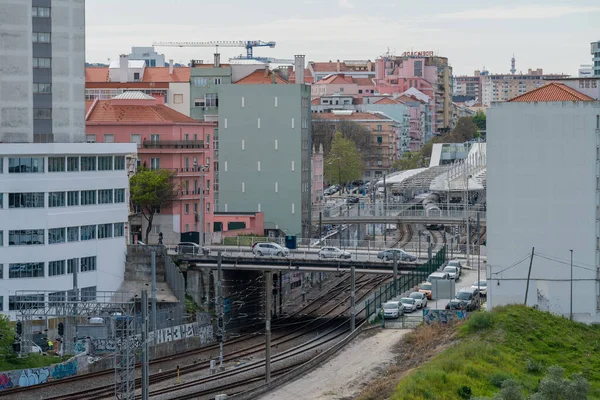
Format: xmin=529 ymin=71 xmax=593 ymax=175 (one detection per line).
xmin=252 ymin=242 xmax=290 ymax=257
xmin=400 ymin=297 xmax=417 ymax=313
xmin=471 ymin=280 xmax=487 ymax=297
xmin=382 ymin=301 xmax=404 ymax=318
xmin=446 ymin=260 xmax=462 ymax=277
xmin=318 ymin=246 xmax=351 ymax=259
xmin=443 ymin=266 xmax=459 ymax=281
xmin=408 ymin=292 xmax=428 ymax=309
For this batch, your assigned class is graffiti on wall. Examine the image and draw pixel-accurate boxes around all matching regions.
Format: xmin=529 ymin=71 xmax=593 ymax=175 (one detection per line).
xmin=0 ymin=357 xmax=78 ymax=391
xmin=423 ymin=309 xmax=468 ymax=324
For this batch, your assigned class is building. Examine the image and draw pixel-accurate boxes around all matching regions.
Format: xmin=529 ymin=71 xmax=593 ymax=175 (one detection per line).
xmin=592 ymin=41 xmax=600 ymax=77
xmin=579 ymin=64 xmax=593 ymax=77
xmin=0 ymin=0 xmax=85 ymax=143
xmin=128 ymin=46 xmax=166 ymax=67
xmin=312 ymin=144 xmax=324 ymax=204
xmin=312 ymin=111 xmax=399 ymax=180
xmin=0 ymin=143 xmax=136 ymax=317
xmin=189 ymin=55 xmax=232 ymax=122
xmin=311 ymin=74 xmax=375 ymax=97
xmin=487 ymin=83 xmax=600 ymax=323
xmin=218 ymin=58 xmax=312 ymax=237
xmin=85 ymin=92 xmax=215 ymax=245
xmin=85 ymin=55 xmax=191 ymax=116
xmin=307 ymin=60 xmax=375 ymax=82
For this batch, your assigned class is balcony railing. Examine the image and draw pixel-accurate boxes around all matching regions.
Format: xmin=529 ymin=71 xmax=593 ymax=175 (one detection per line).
xmin=168 ymin=166 xmax=210 ymax=173
xmin=142 ymin=140 xmax=206 ymax=149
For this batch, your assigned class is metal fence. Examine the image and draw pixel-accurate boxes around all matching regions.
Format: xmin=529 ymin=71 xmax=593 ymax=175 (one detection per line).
xmin=313 ymin=202 xmax=486 ymax=221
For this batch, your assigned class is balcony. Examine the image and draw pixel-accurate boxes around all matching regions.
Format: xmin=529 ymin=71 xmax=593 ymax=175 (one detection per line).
xmin=168 ymin=166 xmax=210 ymax=175
xmin=142 ymin=140 xmax=206 ymax=149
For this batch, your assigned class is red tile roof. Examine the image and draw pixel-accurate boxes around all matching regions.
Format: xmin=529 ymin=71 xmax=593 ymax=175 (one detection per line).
xmin=374 ymin=97 xmax=399 ymax=104
xmin=312 ymin=112 xmax=389 ymax=121
xmin=311 ymin=98 xmax=321 ymax=105
xmin=235 ymin=69 xmax=289 ymax=84
xmin=353 ymin=77 xmax=374 ymax=86
xmin=85 ymin=66 xmax=190 ymax=83
xmin=508 ymin=83 xmax=594 ymax=102
xmin=86 ymin=67 xmax=109 ymax=82
xmin=315 ymin=74 xmax=353 ymax=85
xmin=310 ymin=62 xmax=347 ymax=72
xmin=86 ymin=100 xmax=199 ymax=124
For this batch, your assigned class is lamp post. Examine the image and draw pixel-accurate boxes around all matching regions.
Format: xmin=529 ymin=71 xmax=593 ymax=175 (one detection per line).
xmin=194 ymin=160 xmax=209 ymax=246
xmin=465 ymin=168 xmax=472 ymax=267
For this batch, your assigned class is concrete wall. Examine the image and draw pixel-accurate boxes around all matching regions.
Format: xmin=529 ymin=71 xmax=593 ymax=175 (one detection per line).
xmin=487 ymin=101 xmax=600 ymax=323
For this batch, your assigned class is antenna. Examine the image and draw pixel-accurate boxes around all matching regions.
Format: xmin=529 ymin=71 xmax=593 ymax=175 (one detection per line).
xmin=510 ymin=54 xmax=516 ymax=75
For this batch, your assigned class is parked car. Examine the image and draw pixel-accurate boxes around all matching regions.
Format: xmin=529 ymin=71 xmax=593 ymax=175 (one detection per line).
xmin=454 ymin=288 xmax=480 ymax=311
xmin=177 ymin=242 xmax=210 ymax=256
xmin=471 ymin=280 xmax=487 ymax=297
xmin=409 ymin=292 xmax=428 ymax=309
xmin=318 ymin=246 xmax=351 ymax=259
xmin=377 ymin=249 xmax=417 ymax=262
xmin=446 ymin=260 xmax=463 ymax=276
xmin=346 ymin=196 xmax=360 ymax=204
xmin=445 ymin=299 xmax=468 ymax=310
xmin=426 ymin=224 xmax=445 ymax=231
xmin=400 ymin=297 xmax=417 ymax=313
xmin=382 ymin=301 xmax=404 ymax=318
xmin=418 ymin=282 xmax=433 ymax=299
xmin=427 ymin=271 xmax=450 ymax=281
xmin=252 ymin=242 xmax=290 ymax=257
xmin=443 ymin=266 xmax=459 ymax=281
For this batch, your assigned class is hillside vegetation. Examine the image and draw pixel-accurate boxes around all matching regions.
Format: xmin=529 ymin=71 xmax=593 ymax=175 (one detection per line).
xmin=391 ymin=305 xmax=600 ymax=399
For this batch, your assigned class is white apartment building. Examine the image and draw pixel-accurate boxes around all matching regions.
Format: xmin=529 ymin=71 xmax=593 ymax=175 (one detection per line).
xmin=0 ymin=143 xmax=137 ymax=318
xmin=487 ymin=83 xmax=600 ymax=323
xmin=0 ymin=0 xmax=86 ymax=143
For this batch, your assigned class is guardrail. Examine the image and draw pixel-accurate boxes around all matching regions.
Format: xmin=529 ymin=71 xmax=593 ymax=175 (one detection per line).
xmin=313 ymin=203 xmax=486 ymax=220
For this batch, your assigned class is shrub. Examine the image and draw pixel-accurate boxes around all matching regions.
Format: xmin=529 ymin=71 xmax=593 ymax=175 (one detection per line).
xmin=525 ymin=358 xmax=543 ymax=374
xmin=458 ymin=385 xmax=472 ymax=399
xmin=489 ymin=372 xmax=513 ymax=388
xmin=464 ymin=311 xmax=495 ymax=333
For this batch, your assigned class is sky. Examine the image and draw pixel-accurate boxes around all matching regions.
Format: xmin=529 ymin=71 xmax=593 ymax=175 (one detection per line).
xmin=85 ymin=0 xmax=599 ymax=76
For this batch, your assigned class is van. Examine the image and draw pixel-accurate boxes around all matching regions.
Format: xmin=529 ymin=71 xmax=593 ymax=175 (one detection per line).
xmin=427 ymin=271 xmax=450 ymax=281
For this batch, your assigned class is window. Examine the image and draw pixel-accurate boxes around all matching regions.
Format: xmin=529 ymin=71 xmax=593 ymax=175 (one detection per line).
xmin=185 ymin=204 xmax=189 ymax=214
xmin=67 ymin=226 xmax=79 ymax=242
xmin=33 ymin=83 xmax=52 ymax=93
xmin=377 ymin=125 xmax=383 ymax=132
xmin=104 ymin=134 xmax=114 ymax=143
xmin=49 ymin=260 xmax=65 ymax=276
xmin=152 ymin=224 xmax=161 ymax=235
xmin=377 ymin=136 xmax=383 ymax=144
xmin=205 ymin=93 xmax=218 ymax=107
xmin=67 ymin=156 xmax=79 ymax=171
xmin=85 ymin=134 xmax=96 ymax=143
xmin=48 ymin=157 xmax=65 ymax=172
xmin=0 ymin=231 xmax=2 ymax=245
xmin=114 ymin=223 xmax=125 ymax=237
xmin=9 ymin=193 xmax=44 ymax=208
xmin=66 ymin=191 xmax=79 ymax=206
xmin=174 ymin=94 xmax=183 ymax=104
xmin=81 ymin=156 xmax=96 ymax=171
xmin=192 ymin=77 xmax=207 ymax=87
xmin=150 ymin=134 xmax=160 ymax=142
xmin=48 ymin=227 xmax=66 ymax=244
xmin=133 ymin=72 xmax=140 ymax=81
xmin=32 ymin=32 xmax=51 ymax=43
xmin=81 ymin=190 xmax=96 ymax=205
xmin=9 ymin=229 xmax=44 ymax=245
xmin=32 ymin=6 xmax=51 ymax=17
xmin=115 ymin=156 xmax=125 ymax=170
xmin=9 ymin=294 xmax=44 ymax=310
xmin=49 ymin=292 xmax=65 ymax=307
xmin=49 ymin=192 xmax=65 ymax=207
xmin=9 ymin=263 xmax=44 ymax=279
xmin=80 ymin=256 xmax=96 ymax=272
xmin=81 ymin=286 xmax=97 ymax=301
xmin=67 ymin=258 xmax=78 ymax=274
xmin=214 ymin=78 xmax=222 ymax=85
xmin=114 ymin=189 xmax=125 ymax=203
xmin=150 ymin=158 xmax=160 ymax=170
xmin=81 ymin=225 xmax=96 ymax=241
xmin=8 ymin=157 xmax=44 ymax=173
xmin=194 ymin=98 xmax=205 ymax=107
xmin=98 ymin=156 xmax=112 ymax=172
xmin=130 ymin=134 xmax=141 ymax=148
xmin=98 ymin=223 xmax=113 ymax=239
xmin=98 ymin=189 xmax=113 ymax=204
xmin=33 ymin=108 xmax=52 ymax=120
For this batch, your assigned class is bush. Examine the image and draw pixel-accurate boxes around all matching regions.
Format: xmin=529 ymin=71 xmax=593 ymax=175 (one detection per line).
xmin=489 ymin=372 xmax=513 ymax=388
xmin=458 ymin=385 xmax=472 ymax=399
xmin=525 ymin=358 xmax=543 ymax=374
xmin=464 ymin=311 xmax=495 ymax=333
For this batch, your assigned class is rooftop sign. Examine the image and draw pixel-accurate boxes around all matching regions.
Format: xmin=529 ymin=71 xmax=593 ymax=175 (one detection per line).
xmin=402 ymin=51 xmax=434 ymax=58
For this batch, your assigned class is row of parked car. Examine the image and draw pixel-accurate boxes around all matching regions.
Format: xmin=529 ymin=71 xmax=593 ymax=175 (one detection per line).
xmin=382 ymin=291 xmax=429 ymax=318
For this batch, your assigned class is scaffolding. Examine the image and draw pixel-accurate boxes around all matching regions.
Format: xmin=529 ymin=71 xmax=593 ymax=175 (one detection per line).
xmin=14 ymin=290 xmax=137 ymax=400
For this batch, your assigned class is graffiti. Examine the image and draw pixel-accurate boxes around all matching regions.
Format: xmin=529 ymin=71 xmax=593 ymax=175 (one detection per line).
xmin=198 ymin=324 xmax=214 ymax=345
xmin=91 ymin=338 xmax=116 ymax=353
xmin=18 ymin=368 xmax=49 ymax=387
xmin=0 ymin=374 xmax=13 ymax=390
xmin=50 ymin=360 xmax=77 ymax=380
xmin=73 ymin=340 xmax=86 ymax=354
xmin=423 ymin=309 xmax=468 ymax=325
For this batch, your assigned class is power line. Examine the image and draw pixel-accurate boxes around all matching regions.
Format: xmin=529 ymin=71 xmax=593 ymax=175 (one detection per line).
xmin=490 ymin=253 xmax=532 ymax=275
xmin=534 ymin=253 xmax=597 ymax=273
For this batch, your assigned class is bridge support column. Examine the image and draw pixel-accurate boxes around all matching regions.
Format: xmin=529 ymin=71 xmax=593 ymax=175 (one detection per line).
xmin=350 ymin=265 xmax=356 ymax=331
xmin=393 ymin=252 xmax=398 ymax=296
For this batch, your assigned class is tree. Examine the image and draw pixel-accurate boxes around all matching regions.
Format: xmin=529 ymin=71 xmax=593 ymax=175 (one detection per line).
xmin=0 ymin=315 xmax=15 ymax=357
xmin=312 ymin=120 xmax=374 ymax=160
xmin=130 ymin=168 xmax=179 ymax=244
xmin=472 ymin=110 xmax=486 ymax=131
xmin=324 ymin=132 xmax=363 ymax=186
xmin=393 ymin=151 xmax=427 ymax=171
xmin=450 ymin=117 xmax=478 ymax=142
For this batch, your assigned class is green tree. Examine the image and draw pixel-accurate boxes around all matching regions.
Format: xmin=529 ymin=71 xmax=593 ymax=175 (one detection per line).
xmin=130 ymin=168 xmax=179 ymax=243
xmin=0 ymin=315 xmax=15 ymax=357
xmin=324 ymin=132 xmax=363 ymax=186
xmin=393 ymin=151 xmax=427 ymax=171
xmin=312 ymin=120 xmax=374 ymax=160
xmin=472 ymin=110 xmax=486 ymax=131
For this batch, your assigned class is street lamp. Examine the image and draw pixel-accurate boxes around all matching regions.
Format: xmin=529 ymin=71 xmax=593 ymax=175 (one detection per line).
xmin=193 ymin=160 xmax=209 ymax=246
xmin=465 ymin=171 xmax=472 ymax=267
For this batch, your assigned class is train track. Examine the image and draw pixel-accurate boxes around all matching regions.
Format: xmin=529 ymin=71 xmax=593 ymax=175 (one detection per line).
xmin=392 ymin=223 xmax=413 ymax=248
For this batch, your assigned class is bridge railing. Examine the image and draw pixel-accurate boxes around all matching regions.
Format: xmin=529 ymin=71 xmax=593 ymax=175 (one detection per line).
xmin=313 ymin=203 xmax=486 ymax=221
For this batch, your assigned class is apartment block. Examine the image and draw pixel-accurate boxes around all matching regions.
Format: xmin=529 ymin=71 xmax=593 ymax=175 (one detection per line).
xmin=592 ymin=41 xmax=600 ymax=77
xmin=189 ymin=55 xmax=232 ymax=122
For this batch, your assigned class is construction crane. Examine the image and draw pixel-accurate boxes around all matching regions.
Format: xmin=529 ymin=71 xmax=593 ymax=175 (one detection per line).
xmin=230 ymin=55 xmax=295 ymax=65
xmin=153 ymin=40 xmax=276 ymax=60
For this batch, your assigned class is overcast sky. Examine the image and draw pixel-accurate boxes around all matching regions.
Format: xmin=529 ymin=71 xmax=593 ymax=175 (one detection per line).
xmin=86 ymin=0 xmax=599 ymax=76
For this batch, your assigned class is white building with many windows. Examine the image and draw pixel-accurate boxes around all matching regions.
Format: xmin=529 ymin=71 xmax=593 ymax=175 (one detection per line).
xmin=0 ymin=143 xmax=136 ymax=317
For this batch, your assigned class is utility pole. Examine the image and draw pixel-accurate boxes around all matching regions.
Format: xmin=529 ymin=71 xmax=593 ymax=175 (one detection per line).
xmin=141 ymin=290 xmax=149 ymax=400
xmin=217 ymin=251 xmax=224 ymax=370
xmin=319 ymin=212 xmax=322 ymax=244
xmin=265 ymin=271 xmax=272 ymax=383
xmin=151 ymin=251 xmax=157 ymax=344
xmin=279 ymin=271 xmax=283 ymax=315
xmin=72 ymin=259 xmax=79 ymax=354
xmin=465 ymin=169 xmax=471 ymax=267
xmin=393 ymin=252 xmax=398 ymax=296
xmin=570 ymin=249 xmax=574 ymax=321
xmin=383 ymin=174 xmax=387 ymax=244
xmin=477 ymin=212 xmax=481 ymax=302
xmin=524 ymin=247 xmax=535 ymax=305
xmin=350 ymin=266 xmax=356 ymax=331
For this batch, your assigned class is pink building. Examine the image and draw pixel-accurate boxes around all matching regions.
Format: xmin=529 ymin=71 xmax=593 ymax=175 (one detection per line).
xmin=311 ymin=74 xmax=375 ymax=98
xmin=85 ymin=91 xmax=215 ymax=245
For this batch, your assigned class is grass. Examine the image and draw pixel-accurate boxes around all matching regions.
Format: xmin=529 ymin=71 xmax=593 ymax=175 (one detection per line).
xmin=0 ymin=353 xmax=63 ymax=370
xmin=390 ymin=305 xmax=600 ymax=399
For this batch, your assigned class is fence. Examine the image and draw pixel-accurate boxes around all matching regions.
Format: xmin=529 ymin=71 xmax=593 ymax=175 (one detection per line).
xmin=364 ymin=246 xmax=446 ymax=320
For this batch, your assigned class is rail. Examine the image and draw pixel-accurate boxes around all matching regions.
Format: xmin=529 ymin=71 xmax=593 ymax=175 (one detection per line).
xmin=142 ymin=140 xmax=207 ymax=149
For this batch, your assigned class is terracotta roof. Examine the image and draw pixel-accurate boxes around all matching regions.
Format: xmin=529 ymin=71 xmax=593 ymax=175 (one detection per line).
xmin=85 ymin=66 xmax=190 ymax=83
xmin=311 ymin=98 xmax=321 ymax=105
xmin=315 ymin=74 xmax=353 ymax=85
xmin=86 ymin=100 xmax=199 ymax=124
xmin=312 ymin=112 xmax=389 ymax=121
xmin=86 ymin=67 xmax=109 ymax=82
xmin=374 ymin=97 xmax=399 ymax=104
xmin=353 ymin=77 xmax=374 ymax=86
xmin=508 ymin=83 xmax=594 ymax=102
xmin=235 ymin=69 xmax=289 ymax=84
xmin=310 ymin=62 xmax=348 ymax=72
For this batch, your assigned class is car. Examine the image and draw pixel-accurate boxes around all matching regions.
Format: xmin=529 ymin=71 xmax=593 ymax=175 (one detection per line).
xmin=177 ymin=242 xmax=210 ymax=256
xmin=446 ymin=260 xmax=463 ymax=276
xmin=346 ymin=196 xmax=359 ymax=204
xmin=377 ymin=249 xmax=417 ymax=262
xmin=454 ymin=288 xmax=480 ymax=311
xmin=443 ymin=266 xmax=459 ymax=281
xmin=426 ymin=224 xmax=445 ymax=231
xmin=445 ymin=299 xmax=468 ymax=310
xmin=427 ymin=271 xmax=450 ymax=282
xmin=318 ymin=246 xmax=351 ymax=259
xmin=409 ymin=292 xmax=428 ymax=309
xmin=418 ymin=282 xmax=433 ymax=299
xmin=252 ymin=242 xmax=290 ymax=257
xmin=471 ymin=280 xmax=487 ymax=297
xmin=382 ymin=301 xmax=404 ymax=318
xmin=136 ymin=240 xmax=146 ymax=245
xmin=400 ymin=297 xmax=417 ymax=313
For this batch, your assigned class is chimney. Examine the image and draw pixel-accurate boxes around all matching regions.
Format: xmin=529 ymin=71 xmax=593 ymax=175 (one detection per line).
xmin=336 ymin=59 xmax=341 ymax=72
xmin=271 ymin=70 xmax=276 ymax=84
xmin=119 ymin=54 xmax=128 ymax=83
xmin=294 ymin=55 xmax=305 ymax=84
xmin=264 ymin=65 xmax=269 ymax=77
xmin=169 ymin=59 xmax=174 ymax=75
xmin=214 ymin=53 xmax=220 ymax=68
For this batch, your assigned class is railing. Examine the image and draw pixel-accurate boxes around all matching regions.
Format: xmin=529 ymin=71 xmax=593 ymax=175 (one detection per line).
xmin=168 ymin=167 xmax=208 ymax=173
xmin=142 ymin=140 xmax=206 ymax=149
xmin=312 ymin=202 xmax=486 ymax=221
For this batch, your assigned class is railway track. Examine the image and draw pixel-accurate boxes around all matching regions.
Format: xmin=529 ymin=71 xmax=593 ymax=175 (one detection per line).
xmin=391 ymin=223 xmax=413 ymax=248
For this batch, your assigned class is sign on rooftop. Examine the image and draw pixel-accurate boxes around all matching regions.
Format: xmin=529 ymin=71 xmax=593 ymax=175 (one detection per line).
xmin=402 ymin=51 xmax=434 ymax=58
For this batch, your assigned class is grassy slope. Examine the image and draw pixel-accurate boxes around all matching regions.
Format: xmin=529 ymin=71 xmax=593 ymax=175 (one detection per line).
xmin=392 ymin=305 xmax=600 ymax=400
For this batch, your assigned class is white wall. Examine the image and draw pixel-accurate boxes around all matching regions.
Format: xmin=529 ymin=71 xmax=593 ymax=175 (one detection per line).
xmin=168 ymin=82 xmax=190 ymax=116
xmin=487 ymin=101 xmax=600 ymax=322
